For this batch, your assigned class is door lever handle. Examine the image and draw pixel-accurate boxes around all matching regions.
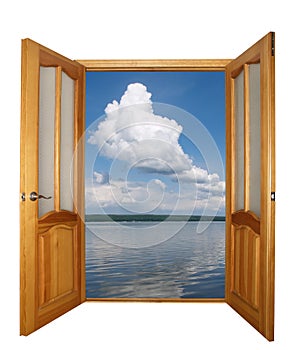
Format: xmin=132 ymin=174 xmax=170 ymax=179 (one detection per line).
xmin=29 ymin=191 xmax=52 ymax=201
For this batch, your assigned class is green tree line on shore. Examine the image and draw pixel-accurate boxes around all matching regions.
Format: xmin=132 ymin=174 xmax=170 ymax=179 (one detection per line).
xmin=85 ymin=214 xmax=225 ymax=222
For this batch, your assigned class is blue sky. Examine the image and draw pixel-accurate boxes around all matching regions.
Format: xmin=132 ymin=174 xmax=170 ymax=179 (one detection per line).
xmin=85 ymin=72 xmax=225 ymax=215
xmin=86 ymin=72 xmax=225 ymax=161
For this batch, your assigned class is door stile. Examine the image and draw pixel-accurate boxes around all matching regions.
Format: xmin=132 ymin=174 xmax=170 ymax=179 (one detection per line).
xmin=225 ymin=67 xmax=235 ymax=303
xmin=20 ymin=39 xmax=40 ymax=335
xmin=259 ymin=33 xmax=275 ymax=340
xmin=72 ymin=64 xmax=86 ymax=302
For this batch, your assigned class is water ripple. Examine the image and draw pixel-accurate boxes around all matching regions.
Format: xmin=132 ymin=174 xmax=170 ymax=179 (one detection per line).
xmin=86 ymin=221 xmax=225 ymax=298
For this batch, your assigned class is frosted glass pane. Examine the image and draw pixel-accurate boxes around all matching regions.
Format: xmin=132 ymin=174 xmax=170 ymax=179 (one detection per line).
xmin=249 ymin=64 xmax=261 ymax=216
xmin=60 ymin=71 xmax=75 ymax=212
xmin=234 ymin=70 xmax=244 ymax=211
xmin=39 ymin=67 xmax=55 ymax=217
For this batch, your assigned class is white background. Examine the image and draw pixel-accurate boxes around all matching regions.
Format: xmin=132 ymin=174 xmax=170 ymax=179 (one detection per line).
xmin=0 ymin=0 xmax=293 ymax=348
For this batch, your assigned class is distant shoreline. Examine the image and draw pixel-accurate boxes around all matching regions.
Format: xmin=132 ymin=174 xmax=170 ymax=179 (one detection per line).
xmin=85 ymin=214 xmax=225 ymax=222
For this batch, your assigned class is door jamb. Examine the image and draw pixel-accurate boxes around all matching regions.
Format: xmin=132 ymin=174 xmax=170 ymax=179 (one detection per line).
xmin=77 ymin=58 xmax=231 ymax=302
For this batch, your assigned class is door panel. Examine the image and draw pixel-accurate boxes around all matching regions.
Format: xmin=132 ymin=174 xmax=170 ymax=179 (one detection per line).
xmin=234 ymin=69 xmax=245 ymax=211
xmin=60 ymin=71 xmax=75 ymax=212
xmin=20 ymin=39 xmax=85 ymax=335
xmin=38 ymin=66 xmax=56 ymax=217
xmin=232 ymin=224 xmax=260 ymax=307
xmin=248 ymin=63 xmax=261 ymax=216
xmin=38 ymin=225 xmax=77 ymax=306
xmin=225 ymin=32 xmax=275 ymax=340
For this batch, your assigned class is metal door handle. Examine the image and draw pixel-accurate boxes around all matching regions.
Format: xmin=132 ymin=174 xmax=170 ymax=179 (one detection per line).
xmin=29 ymin=191 xmax=52 ymax=201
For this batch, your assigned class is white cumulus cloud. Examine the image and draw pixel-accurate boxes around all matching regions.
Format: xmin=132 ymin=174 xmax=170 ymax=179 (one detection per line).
xmin=88 ymin=83 xmax=193 ymax=175
xmin=87 ymin=82 xmax=225 ymax=215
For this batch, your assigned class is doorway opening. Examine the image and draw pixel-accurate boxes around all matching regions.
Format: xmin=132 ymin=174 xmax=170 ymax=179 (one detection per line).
xmin=84 ymin=71 xmax=226 ymax=299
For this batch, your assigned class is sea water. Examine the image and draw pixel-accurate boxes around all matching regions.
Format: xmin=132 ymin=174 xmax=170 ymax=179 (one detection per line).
xmin=86 ymin=221 xmax=225 ymax=298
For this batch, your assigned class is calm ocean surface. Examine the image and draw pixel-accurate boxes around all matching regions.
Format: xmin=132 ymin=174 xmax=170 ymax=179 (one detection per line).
xmin=86 ymin=221 xmax=225 ymax=298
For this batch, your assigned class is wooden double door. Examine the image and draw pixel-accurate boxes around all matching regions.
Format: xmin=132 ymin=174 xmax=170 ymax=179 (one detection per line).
xmin=20 ymin=33 xmax=275 ymax=340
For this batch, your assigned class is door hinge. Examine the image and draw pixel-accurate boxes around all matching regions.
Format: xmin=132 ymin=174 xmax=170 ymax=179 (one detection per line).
xmin=271 ymin=192 xmax=275 ymax=201
xmin=271 ymin=32 xmax=275 ymax=56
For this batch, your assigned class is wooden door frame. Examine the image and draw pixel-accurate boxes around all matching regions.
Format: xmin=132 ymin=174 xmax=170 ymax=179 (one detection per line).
xmin=76 ymin=59 xmax=231 ymax=71
xmin=77 ymin=57 xmax=230 ymax=303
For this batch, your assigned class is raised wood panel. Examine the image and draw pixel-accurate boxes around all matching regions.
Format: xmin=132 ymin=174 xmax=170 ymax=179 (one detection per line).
xmin=232 ymin=210 xmax=260 ymax=234
xmin=38 ymin=210 xmax=78 ymax=225
xmin=38 ymin=225 xmax=78 ymax=308
xmin=232 ymin=225 xmax=260 ymax=308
